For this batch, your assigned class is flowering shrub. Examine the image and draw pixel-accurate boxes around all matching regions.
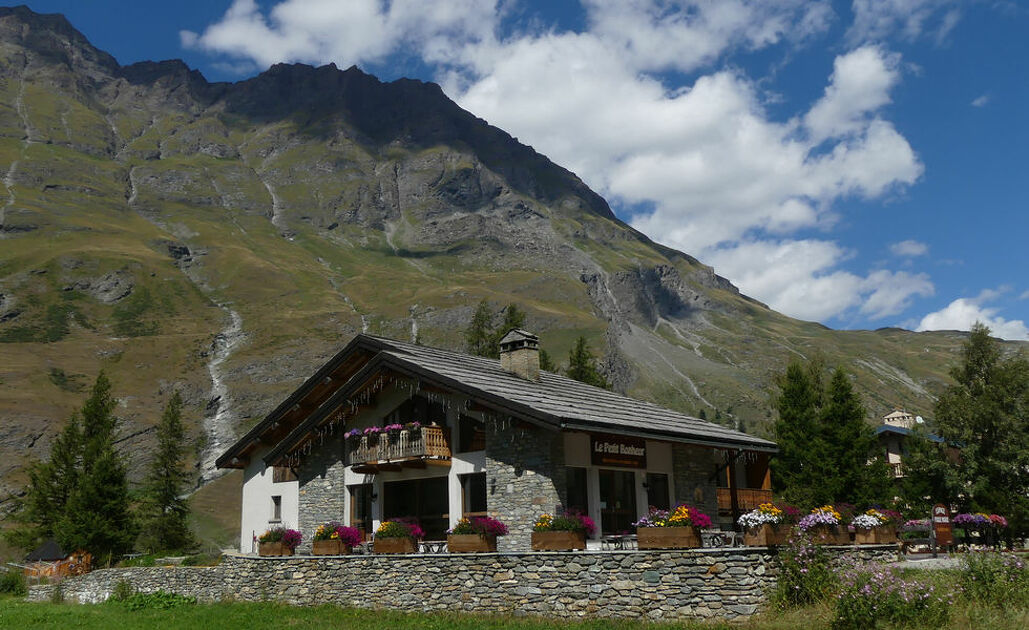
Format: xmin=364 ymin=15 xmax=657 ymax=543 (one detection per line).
xmin=384 ymin=423 xmax=404 ymax=433
xmin=313 ymin=521 xmax=362 ymax=546
xmin=772 ymin=530 xmax=837 ymax=608
xmin=375 ymin=519 xmax=424 ymax=540
xmin=851 ymin=509 xmax=891 ymax=530
xmin=832 ymin=562 xmax=952 ymax=629
xmin=901 ymin=518 xmax=930 ymax=531
xmin=960 ymin=551 xmax=1029 ymax=607
xmin=447 ymin=516 xmax=509 ymax=537
xmin=798 ymin=506 xmax=842 ymax=531
xmin=258 ymin=526 xmax=302 ymax=551
xmin=635 ymin=504 xmax=712 ymax=529
xmin=737 ymin=503 xmax=786 ymax=529
xmin=363 ymin=426 xmax=383 ymax=436
xmin=533 ymin=512 xmax=596 ymax=536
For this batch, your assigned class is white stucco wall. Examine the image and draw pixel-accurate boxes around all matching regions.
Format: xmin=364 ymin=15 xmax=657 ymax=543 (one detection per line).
xmin=239 ymin=447 xmax=298 ymax=553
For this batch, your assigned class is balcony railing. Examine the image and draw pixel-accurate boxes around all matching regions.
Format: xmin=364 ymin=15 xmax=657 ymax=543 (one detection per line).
xmin=716 ymin=487 xmax=773 ymax=514
xmin=346 ymin=427 xmax=451 ymax=472
xmin=890 ymin=462 xmax=904 ymax=478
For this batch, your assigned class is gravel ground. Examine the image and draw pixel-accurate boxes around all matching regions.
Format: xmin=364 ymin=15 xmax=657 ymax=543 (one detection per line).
xmin=892 ymin=555 xmax=963 ymax=570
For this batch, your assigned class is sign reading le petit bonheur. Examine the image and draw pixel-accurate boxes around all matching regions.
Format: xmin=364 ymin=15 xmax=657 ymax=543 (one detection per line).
xmin=591 ymin=434 xmax=647 ymax=468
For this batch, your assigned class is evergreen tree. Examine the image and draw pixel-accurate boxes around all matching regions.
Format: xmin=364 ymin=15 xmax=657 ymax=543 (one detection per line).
xmin=933 ymin=322 xmax=1029 ymax=535
xmin=539 ymin=348 xmax=556 ymax=372
xmin=465 ymin=300 xmax=496 ymax=358
xmin=899 ymin=424 xmax=963 ymax=516
xmin=496 ymin=304 xmax=526 ymax=338
xmin=771 ymin=361 xmax=825 ymax=506
xmin=57 ymin=372 xmax=136 ymax=562
xmin=566 ymin=336 xmax=610 ymax=389
xmin=139 ymin=392 xmax=196 ymax=552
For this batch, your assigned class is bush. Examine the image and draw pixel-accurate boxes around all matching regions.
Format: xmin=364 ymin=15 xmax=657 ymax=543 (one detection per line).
xmin=181 ymin=552 xmax=222 ymax=566
xmin=772 ymin=531 xmax=837 ymax=608
xmin=119 ymin=554 xmax=157 ymax=567
xmin=0 ymin=569 xmax=27 ymax=596
xmin=118 ymin=591 xmax=197 ymax=611
xmin=49 ymin=582 xmax=64 ymax=604
xmin=109 ymin=579 xmax=135 ymax=602
xmin=961 ymin=552 xmax=1029 ymax=607
xmin=833 ymin=564 xmax=952 ymax=629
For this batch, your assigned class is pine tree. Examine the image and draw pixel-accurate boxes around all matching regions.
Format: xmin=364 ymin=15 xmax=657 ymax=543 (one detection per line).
xmin=465 ymin=300 xmax=495 ymax=358
xmin=57 ymin=372 xmax=136 ymax=562
xmin=539 ymin=348 xmax=556 ymax=372
xmin=934 ymin=322 xmax=1029 ymax=535
xmin=899 ymin=424 xmax=962 ymax=516
xmin=566 ymin=336 xmax=610 ymax=389
xmin=771 ymin=360 xmax=825 ymax=506
xmin=139 ymin=391 xmax=196 ymax=552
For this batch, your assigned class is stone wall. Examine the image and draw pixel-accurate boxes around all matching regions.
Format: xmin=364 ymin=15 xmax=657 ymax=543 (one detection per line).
xmin=672 ymin=444 xmax=720 ymax=519
xmin=485 ymin=420 xmax=565 ymax=552
xmin=27 ymin=546 xmax=897 ymax=621
xmin=297 ymin=430 xmax=347 ymax=550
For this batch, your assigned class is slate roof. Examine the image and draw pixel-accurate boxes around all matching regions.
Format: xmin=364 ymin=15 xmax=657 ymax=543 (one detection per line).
xmin=875 ymin=424 xmax=944 ymax=443
xmin=255 ymin=334 xmax=776 ymax=466
xmin=25 ymin=539 xmax=66 ymax=562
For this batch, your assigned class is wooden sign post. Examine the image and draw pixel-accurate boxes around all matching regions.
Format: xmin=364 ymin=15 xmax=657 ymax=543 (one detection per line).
xmin=932 ymin=504 xmax=952 ymax=556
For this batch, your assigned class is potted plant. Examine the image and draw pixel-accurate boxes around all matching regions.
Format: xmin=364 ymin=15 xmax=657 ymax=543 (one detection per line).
xmin=345 ymin=428 xmax=362 ymax=444
xmin=384 ymin=423 xmax=404 ymax=442
xmin=447 ymin=516 xmax=508 ymax=552
xmin=373 ymin=518 xmax=424 ymax=554
xmin=798 ymin=506 xmax=848 ymax=545
xmin=739 ymin=503 xmax=794 ymax=546
xmin=363 ymin=426 xmax=382 ymax=444
xmin=405 ymin=421 xmax=422 ymax=437
xmin=531 ymin=512 xmax=595 ymax=550
xmin=312 ymin=521 xmax=362 ymax=555
xmin=635 ymin=504 xmax=712 ymax=549
xmin=258 ymin=526 xmax=302 ymax=556
xmin=852 ymin=509 xmax=900 ymax=544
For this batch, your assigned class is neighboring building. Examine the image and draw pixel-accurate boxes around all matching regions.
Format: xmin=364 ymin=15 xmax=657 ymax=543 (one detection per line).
xmin=876 ymin=409 xmax=942 ymax=479
xmin=217 ymin=331 xmax=776 ymax=552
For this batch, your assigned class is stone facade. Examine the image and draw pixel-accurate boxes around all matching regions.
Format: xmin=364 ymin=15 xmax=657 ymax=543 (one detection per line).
xmin=671 ymin=443 xmax=720 ymax=518
xmin=27 ymin=547 xmax=898 ymax=620
xmin=485 ymin=420 xmax=565 ymax=551
xmin=296 ymin=431 xmax=347 ymax=550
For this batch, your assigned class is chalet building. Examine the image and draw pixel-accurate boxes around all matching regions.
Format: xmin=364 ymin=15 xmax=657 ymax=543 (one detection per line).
xmin=217 ymin=331 xmax=777 ymax=552
xmin=876 ymin=410 xmax=957 ymax=480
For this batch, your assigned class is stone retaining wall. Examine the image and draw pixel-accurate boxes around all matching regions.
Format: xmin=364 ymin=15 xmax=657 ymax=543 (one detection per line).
xmin=27 ymin=546 xmax=896 ymax=621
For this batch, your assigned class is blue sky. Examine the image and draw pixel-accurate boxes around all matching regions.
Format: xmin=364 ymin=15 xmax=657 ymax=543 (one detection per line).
xmin=22 ymin=1 xmax=1029 ymax=339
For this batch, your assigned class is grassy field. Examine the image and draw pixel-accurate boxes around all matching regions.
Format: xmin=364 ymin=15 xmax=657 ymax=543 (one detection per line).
xmin=0 ymin=596 xmax=1025 ymax=630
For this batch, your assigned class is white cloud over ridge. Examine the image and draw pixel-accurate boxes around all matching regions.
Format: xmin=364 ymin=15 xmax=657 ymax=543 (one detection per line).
xmin=917 ymin=291 xmax=1029 ymax=341
xmin=185 ymin=0 xmax=942 ymax=326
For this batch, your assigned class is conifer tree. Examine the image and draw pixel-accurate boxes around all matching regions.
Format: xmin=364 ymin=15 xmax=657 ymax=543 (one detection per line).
xmin=139 ymin=391 xmax=196 ymax=552
xmin=771 ymin=360 xmax=824 ymax=506
xmin=566 ymin=336 xmax=610 ymax=389
xmin=539 ymin=348 xmax=556 ymax=372
xmin=465 ymin=300 xmax=495 ymax=358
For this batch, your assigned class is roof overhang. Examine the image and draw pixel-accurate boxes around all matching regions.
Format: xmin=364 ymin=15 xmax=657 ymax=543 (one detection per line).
xmin=560 ymin=422 xmax=779 ymax=453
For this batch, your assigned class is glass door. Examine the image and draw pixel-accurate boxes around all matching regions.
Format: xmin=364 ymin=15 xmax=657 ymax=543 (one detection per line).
xmin=598 ymin=469 xmax=637 ymax=535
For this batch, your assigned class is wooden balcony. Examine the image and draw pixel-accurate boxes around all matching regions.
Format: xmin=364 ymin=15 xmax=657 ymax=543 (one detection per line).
xmin=717 ymin=487 xmax=773 ymax=514
xmin=347 ymin=426 xmax=451 ymax=474
xmin=890 ymin=462 xmax=904 ymax=478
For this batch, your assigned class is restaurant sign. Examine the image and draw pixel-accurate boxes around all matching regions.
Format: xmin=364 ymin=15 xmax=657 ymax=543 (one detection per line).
xmin=932 ymin=503 xmax=953 ymax=546
xmin=591 ymin=434 xmax=647 ymax=469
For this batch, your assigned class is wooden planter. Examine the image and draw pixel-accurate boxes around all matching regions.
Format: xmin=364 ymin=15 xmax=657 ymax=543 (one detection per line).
xmin=854 ymin=525 xmax=898 ymax=545
xmin=312 ymin=539 xmax=351 ymax=555
xmin=447 ymin=534 xmax=498 ymax=553
xmin=258 ymin=542 xmax=294 ymax=557
xmin=373 ymin=536 xmax=417 ymax=554
xmin=808 ymin=526 xmax=850 ymax=545
xmin=531 ymin=530 xmax=586 ymax=551
xmin=637 ymin=526 xmax=701 ymax=549
xmin=743 ymin=524 xmax=790 ymax=546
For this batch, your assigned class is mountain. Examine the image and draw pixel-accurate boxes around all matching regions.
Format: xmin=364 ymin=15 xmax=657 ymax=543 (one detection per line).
xmin=0 ymin=6 xmax=1021 ymax=517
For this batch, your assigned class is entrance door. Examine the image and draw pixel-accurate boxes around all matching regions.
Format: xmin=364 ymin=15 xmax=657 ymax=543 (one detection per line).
xmin=383 ymin=477 xmax=449 ymax=540
xmin=598 ymin=469 xmax=637 ymax=535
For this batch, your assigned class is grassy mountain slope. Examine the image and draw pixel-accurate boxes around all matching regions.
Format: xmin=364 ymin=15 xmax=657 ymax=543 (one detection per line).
xmin=0 ymin=6 xmax=1021 ymax=526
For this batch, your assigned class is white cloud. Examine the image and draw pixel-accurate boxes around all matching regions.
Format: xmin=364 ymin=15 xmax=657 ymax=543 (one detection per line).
xmin=1020 ymin=290 xmax=1029 ymax=301
xmin=184 ymin=0 xmax=932 ymax=325
xmin=890 ymin=239 xmax=928 ymax=257
xmin=917 ymin=291 xmax=1029 ymax=341
xmin=971 ymin=94 xmax=990 ymax=107
xmin=847 ymin=0 xmax=963 ymax=46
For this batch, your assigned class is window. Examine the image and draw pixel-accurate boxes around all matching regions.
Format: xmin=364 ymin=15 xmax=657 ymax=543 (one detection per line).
xmin=349 ymin=484 xmax=373 ymax=539
xmin=645 ymin=473 xmax=670 ymax=511
xmin=460 ymin=473 xmax=487 ymax=516
xmin=458 ymin=415 xmax=486 ymax=452
xmin=383 ymin=477 xmax=449 ymax=540
xmin=271 ymin=495 xmax=282 ymax=522
xmin=566 ymin=466 xmax=588 ymax=515
xmin=272 ymin=466 xmax=297 ymax=483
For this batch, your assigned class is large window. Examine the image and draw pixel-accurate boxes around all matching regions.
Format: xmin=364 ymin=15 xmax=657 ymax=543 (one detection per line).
xmin=388 ymin=395 xmax=447 ymax=426
xmin=383 ymin=477 xmax=449 ymax=540
xmin=645 ymin=472 xmax=670 ymax=511
xmin=458 ymin=415 xmax=486 ymax=452
xmin=460 ymin=472 xmax=487 ymax=516
xmin=349 ymin=484 xmax=373 ymax=539
xmin=565 ymin=466 xmax=588 ymax=515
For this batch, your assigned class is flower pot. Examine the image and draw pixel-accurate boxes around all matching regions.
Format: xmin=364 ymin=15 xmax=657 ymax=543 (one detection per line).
xmin=373 ymin=537 xmax=417 ymax=554
xmin=854 ymin=525 xmax=897 ymax=545
xmin=259 ymin=542 xmax=294 ymax=557
xmin=312 ymin=539 xmax=351 ymax=555
xmin=808 ymin=525 xmax=849 ymax=545
xmin=743 ymin=524 xmax=790 ymax=546
xmin=447 ymin=534 xmax=497 ymax=553
xmin=636 ymin=526 xmax=701 ymax=549
xmin=531 ymin=530 xmax=586 ymax=551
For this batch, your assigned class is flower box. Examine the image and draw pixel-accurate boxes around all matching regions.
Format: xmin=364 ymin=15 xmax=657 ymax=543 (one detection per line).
xmin=854 ymin=525 xmax=897 ymax=545
xmin=637 ymin=526 xmax=701 ymax=549
xmin=259 ymin=542 xmax=293 ymax=557
xmin=447 ymin=533 xmax=498 ymax=553
xmin=312 ymin=539 xmax=351 ymax=555
xmin=743 ymin=524 xmax=790 ymax=546
xmin=809 ymin=525 xmax=849 ymax=545
xmin=373 ymin=537 xmax=417 ymax=554
xmin=531 ymin=530 xmax=586 ymax=551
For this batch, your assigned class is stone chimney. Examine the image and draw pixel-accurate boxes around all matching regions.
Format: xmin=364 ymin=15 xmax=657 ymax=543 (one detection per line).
xmin=499 ymin=329 xmax=540 ymax=382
